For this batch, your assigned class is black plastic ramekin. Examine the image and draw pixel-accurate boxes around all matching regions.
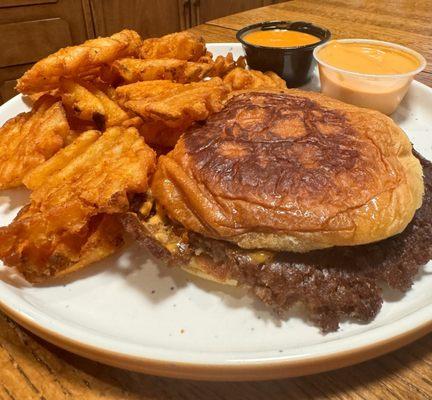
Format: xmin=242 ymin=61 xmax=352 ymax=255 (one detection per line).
xmin=236 ymin=21 xmax=331 ymax=87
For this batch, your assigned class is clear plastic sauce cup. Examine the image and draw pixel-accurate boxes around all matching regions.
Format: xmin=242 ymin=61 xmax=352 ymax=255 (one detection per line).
xmin=313 ymin=39 xmax=427 ymax=115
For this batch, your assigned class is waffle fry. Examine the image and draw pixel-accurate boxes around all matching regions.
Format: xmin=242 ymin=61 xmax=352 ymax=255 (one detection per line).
xmin=16 ymin=30 xmax=142 ymax=94
xmin=0 ymin=96 xmax=70 ymax=189
xmin=0 ymin=127 xmax=156 ymax=282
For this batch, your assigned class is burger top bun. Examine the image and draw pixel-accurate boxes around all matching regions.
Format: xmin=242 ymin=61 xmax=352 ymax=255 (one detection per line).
xmin=151 ymin=90 xmax=424 ymax=252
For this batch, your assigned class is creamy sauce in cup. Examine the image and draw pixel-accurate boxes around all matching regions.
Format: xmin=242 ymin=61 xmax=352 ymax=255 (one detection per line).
xmin=318 ymin=42 xmax=421 ymax=74
xmin=313 ymin=39 xmax=426 ymax=114
xmin=243 ymin=29 xmax=320 ymax=48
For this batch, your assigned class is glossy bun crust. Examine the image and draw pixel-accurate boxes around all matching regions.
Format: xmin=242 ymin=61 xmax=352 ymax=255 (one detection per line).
xmin=151 ymin=90 xmax=424 ymax=252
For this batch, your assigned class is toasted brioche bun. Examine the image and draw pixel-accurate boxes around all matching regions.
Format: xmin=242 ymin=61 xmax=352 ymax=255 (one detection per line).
xmin=151 ymin=90 xmax=424 ymax=252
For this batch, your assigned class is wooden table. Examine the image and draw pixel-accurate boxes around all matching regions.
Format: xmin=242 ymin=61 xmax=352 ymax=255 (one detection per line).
xmin=1 ymin=1 xmax=431 ymax=399
xmin=190 ymin=0 xmax=432 ymax=87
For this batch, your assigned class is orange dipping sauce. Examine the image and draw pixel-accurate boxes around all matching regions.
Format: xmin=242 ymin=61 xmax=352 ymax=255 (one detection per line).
xmin=243 ymin=29 xmax=320 ymax=48
xmin=314 ymin=39 xmax=426 ymax=114
xmin=317 ymin=41 xmax=421 ymax=74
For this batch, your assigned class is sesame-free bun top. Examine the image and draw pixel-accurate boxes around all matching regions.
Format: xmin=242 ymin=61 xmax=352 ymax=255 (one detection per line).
xmin=151 ymin=90 xmax=424 ymax=252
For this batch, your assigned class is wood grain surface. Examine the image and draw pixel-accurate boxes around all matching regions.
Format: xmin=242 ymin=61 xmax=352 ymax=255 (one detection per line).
xmin=1 ymin=1 xmax=432 ymax=398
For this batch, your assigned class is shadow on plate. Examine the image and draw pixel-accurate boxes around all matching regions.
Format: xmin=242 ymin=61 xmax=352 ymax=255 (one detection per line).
xmin=0 ymin=238 xmax=282 ymax=326
xmin=1 ymin=235 xmax=430 ymax=331
xmin=119 ymin=246 xmax=282 ymax=326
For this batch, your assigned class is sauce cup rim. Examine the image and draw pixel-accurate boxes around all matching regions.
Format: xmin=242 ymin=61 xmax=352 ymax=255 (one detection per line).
xmin=236 ymin=20 xmax=331 ymax=51
xmin=313 ymin=38 xmax=427 ymax=79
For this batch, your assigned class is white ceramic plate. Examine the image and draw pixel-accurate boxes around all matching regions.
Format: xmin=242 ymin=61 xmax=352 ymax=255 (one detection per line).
xmin=0 ymin=43 xmax=431 ymax=381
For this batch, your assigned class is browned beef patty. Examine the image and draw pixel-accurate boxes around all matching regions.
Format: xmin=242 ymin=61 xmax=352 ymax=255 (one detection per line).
xmin=125 ymin=152 xmax=432 ymax=332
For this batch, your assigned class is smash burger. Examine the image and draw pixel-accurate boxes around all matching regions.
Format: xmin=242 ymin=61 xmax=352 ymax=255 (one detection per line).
xmin=124 ymin=90 xmax=432 ymax=332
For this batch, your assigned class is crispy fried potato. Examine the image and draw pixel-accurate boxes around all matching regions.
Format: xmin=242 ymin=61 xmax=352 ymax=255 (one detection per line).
xmin=205 ymin=53 xmax=246 ymax=78
xmin=0 ymin=126 xmax=156 ymax=282
xmin=0 ymin=95 xmax=70 ymax=190
xmin=115 ymin=81 xmax=187 ymax=147
xmin=111 ymin=58 xmax=213 ymax=84
xmin=118 ymin=78 xmax=229 ymax=148
xmin=60 ymin=79 xmax=106 ymax=127
xmin=55 ymin=214 xmax=124 ymax=279
xmin=23 ymin=130 xmax=101 ymax=190
xmin=196 ymin=52 xmax=246 ymax=77
xmin=109 ymin=52 xmax=246 ymax=84
xmin=140 ymin=31 xmax=206 ymax=61
xmin=91 ymin=84 xmax=134 ymax=127
xmin=0 ymin=210 xmax=125 ymax=283
xmin=123 ymin=78 xmax=229 ymax=129
xmin=30 ymin=127 xmax=155 ymax=210
xmin=17 ymin=30 xmax=142 ymax=94
xmin=207 ymin=53 xmax=236 ymax=76
xmin=223 ymin=67 xmax=287 ymax=90
xmin=196 ymin=51 xmax=214 ymax=64
xmin=60 ymin=80 xmax=134 ymax=130
xmin=115 ymin=80 xmax=183 ymax=104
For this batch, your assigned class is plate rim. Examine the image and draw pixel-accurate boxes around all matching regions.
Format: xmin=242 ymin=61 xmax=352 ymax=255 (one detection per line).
xmin=1 ymin=298 xmax=431 ymax=380
xmin=1 ymin=42 xmax=432 ymax=380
